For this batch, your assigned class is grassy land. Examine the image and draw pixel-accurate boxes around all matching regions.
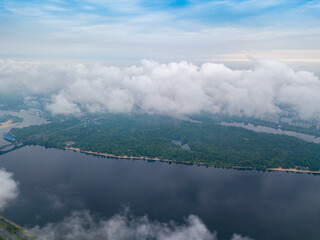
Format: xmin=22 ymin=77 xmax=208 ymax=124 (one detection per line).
xmin=9 ymin=114 xmax=320 ymax=171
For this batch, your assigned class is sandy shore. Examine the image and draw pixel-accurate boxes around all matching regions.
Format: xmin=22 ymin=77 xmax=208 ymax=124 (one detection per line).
xmin=65 ymin=147 xmax=190 ymax=164
xmin=0 ymin=120 xmax=16 ymax=129
xmin=65 ymin=147 xmax=320 ymax=174
xmin=268 ymin=167 xmax=320 ymax=174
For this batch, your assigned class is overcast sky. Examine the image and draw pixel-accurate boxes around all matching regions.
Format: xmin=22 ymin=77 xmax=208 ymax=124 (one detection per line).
xmin=1 ymin=1 xmax=320 ymax=118
xmin=1 ymin=0 xmax=320 ymax=63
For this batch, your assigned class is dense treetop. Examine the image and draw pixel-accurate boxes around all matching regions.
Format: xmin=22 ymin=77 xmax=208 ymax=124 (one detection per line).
xmin=9 ymin=114 xmax=320 ymax=171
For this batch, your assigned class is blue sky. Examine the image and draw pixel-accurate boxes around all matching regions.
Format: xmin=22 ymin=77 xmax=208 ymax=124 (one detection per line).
xmin=0 ymin=0 xmax=320 ymax=62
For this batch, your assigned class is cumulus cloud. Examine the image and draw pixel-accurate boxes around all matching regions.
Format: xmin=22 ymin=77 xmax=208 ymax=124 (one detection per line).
xmin=31 ymin=209 xmax=253 ymax=240
xmin=0 ymin=168 xmax=19 ymax=211
xmin=1 ymin=59 xmax=320 ymax=119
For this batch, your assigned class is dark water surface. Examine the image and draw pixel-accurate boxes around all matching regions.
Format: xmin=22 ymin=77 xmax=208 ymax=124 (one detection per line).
xmin=0 ymin=146 xmax=320 ymax=240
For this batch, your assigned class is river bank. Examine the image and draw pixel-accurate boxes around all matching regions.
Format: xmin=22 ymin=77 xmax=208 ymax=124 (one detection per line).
xmin=0 ymin=216 xmax=39 ymax=240
xmin=65 ymin=147 xmax=320 ymax=175
xmin=0 ymin=120 xmax=16 ymax=129
xmin=268 ymin=167 xmax=320 ymax=174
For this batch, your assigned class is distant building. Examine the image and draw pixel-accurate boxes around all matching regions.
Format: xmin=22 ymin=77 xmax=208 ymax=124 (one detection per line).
xmin=3 ymin=133 xmax=16 ymax=143
xmin=281 ymin=110 xmax=290 ymax=117
xmin=281 ymin=117 xmax=292 ymax=124
xmin=261 ymin=116 xmax=279 ymax=123
xmin=65 ymin=141 xmax=75 ymax=146
xmin=291 ymin=122 xmax=312 ymax=129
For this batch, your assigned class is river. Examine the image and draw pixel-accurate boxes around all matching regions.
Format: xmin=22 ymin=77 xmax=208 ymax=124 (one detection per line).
xmin=0 ymin=146 xmax=319 ymax=240
xmin=221 ymin=122 xmax=320 ymax=144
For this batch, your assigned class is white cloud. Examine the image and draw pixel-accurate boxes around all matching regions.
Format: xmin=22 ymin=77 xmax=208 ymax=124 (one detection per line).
xmin=0 ymin=168 xmax=19 ymax=211
xmin=31 ymin=209 xmax=253 ymax=240
xmin=230 ymin=234 xmax=254 ymax=240
xmin=1 ymin=59 xmax=320 ymax=119
xmin=47 ymin=93 xmax=81 ymax=115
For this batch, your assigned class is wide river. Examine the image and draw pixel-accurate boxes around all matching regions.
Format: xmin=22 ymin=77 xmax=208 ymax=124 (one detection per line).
xmin=0 ymin=146 xmax=320 ymax=240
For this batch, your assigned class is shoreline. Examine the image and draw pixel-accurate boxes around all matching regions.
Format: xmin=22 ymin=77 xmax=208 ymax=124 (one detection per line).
xmin=65 ymin=147 xmax=320 ymax=175
xmin=0 ymin=216 xmax=39 ymax=239
xmin=0 ymin=120 xmax=17 ymax=129
xmin=267 ymin=167 xmax=320 ymax=174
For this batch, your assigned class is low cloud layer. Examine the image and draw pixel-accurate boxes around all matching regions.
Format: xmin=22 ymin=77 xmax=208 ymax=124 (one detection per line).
xmin=1 ymin=59 xmax=320 ymax=119
xmin=0 ymin=168 xmax=19 ymax=211
xmin=31 ymin=209 xmax=253 ymax=240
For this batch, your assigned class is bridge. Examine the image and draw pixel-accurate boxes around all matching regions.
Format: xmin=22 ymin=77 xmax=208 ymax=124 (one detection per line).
xmin=0 ymin=143 xmax=16 ymax=151
xmin=0 ymin=141 xmax=23 ymax=151
xmin=0 ymin=119 xmax=88 ymax=154
xmin=0 ymin=145 xmax=24 ymax=155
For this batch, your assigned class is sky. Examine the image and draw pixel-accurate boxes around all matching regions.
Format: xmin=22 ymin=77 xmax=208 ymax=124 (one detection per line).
xmin=1 ymin=0 xmax=320 ymax=62
xmin=1 ymin=1 xmax=320 ymax=119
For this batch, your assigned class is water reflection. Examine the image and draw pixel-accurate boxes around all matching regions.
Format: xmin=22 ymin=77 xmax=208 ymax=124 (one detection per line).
xmin=0 ymin=146 xmax=319 ymax=240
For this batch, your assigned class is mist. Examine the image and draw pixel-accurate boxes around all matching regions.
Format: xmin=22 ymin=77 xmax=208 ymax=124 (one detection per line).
xmin=31 ymin=209 xmax=253 ymax=240
xmin=1 ymin=59 xmax=320 ymax=119
xmin=0 ymin=168 xmax=19 ymax=211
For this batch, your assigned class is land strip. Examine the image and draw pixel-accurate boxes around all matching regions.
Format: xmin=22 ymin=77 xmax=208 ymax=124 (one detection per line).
xmin=66 ymin=147 xmax=320 ymax=174
xmin=0 ymin=216 xmax=40 ymax=240
xmin=9 ymin=115 xmax=320 ymax=173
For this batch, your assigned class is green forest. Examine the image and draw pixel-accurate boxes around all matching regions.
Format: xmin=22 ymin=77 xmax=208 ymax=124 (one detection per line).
xmin=9 ymin=114 xmax=320 ymax=171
